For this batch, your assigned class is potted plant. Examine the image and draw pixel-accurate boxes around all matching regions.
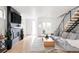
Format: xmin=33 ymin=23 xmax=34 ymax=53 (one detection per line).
xmin=5 ymin=30 xmax=12 ymax=50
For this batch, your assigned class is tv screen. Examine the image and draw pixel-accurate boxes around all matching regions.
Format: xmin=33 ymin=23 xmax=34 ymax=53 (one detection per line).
xmin=11 ymin=12 xmax=21 ymax=24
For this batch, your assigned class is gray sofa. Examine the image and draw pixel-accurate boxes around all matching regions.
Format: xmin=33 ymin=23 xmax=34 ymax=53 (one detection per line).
xmin=51 ymin=35 xmax=79 ymax=51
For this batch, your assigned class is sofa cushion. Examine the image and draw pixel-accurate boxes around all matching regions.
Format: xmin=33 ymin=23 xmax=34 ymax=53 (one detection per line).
xmin=69 ymin=33 xmax=77 ymax=40
xmin=62 ymin=32 xmax=68 ymax=39
xmin=66 ymin=39 xmax=79 ymax=48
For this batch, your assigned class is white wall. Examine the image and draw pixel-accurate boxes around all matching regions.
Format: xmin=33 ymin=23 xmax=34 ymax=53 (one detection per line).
xmin=22 ymin=18 xmax=32 ymax=36
xmin=22 ymin=18 xmax=38 ymax=37
xmin=37 ymin=17 xmax=59 ymax=35
xmin=20 ymin=6 xmax=74 ymax=36
xmin=0 ymin=6 xmax=7 ymax=35
xmin=22 ymin=17 xmax=60 ymax=36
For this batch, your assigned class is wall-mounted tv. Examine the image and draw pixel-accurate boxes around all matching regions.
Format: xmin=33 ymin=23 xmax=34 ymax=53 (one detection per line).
xmin=11 ymin=12 xmax=21 ymax=24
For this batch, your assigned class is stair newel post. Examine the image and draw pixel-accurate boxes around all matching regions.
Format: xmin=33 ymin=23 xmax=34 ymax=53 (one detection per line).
xmin=69 ymin=11 xmax=72 ymax=21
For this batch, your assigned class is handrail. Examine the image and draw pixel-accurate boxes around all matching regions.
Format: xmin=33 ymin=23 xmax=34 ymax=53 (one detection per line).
xmin=59 ymin=6 xmax=79 ymax=18
xmin=68 ymin=6 xmax=79 ymax=13
xmin=57 ymin=6 xmax=79 ymax=29
xmin=55 ymin=6 xmax=79 ymax=36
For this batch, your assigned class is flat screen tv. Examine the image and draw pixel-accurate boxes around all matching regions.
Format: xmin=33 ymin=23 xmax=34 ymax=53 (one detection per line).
xmin=11 ymin=12 xmax=21 ymax=24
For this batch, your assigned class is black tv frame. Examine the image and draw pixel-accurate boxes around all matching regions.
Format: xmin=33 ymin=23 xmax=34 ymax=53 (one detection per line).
xmin=11 ymin=12 xmax=21 ymax=24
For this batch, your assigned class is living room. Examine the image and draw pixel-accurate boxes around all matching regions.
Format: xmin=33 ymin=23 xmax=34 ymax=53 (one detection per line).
xmin=0 ymin=6 xmax=79 ymax=53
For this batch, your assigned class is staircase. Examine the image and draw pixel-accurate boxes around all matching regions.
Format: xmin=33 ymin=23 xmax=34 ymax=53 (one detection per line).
xmin=55 ymin=6 xmax=79 ymax=36
xmin=64 ymin=8 xmax=79 ymax=32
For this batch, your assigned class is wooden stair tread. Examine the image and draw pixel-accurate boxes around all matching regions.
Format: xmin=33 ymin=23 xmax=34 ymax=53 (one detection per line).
xmin=64 ymin=29 xmax=68 ymax=31
xmin=71 ymin=19 xmax=78 ymax=21
xmin=74 ymin=12 xmax=79 ymax=16
xmin=76 ymin=9 xmax=79 ymax=12
xmin=64 ymin=25 xmax=71 ymax=30
xmin=72 ymin=16 xmax=79 ymax=19
xmin=64 ymin=21 xmax=75 ymax=27
xmin=65 ymin=24 xmax=72 ymax=28
xmin=65 ymin=21 xmax=75 ymax=26
xmin=64 ymin=27 xmax=70 ymax=31
xmin=64 ymin=20 xmax=77 ymax=32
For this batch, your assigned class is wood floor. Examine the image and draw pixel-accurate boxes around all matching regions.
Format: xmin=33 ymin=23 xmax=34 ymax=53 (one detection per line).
xmin=7 ymin=36 xmax=66 ymax=53
xmin=7 ymin=36 xmax=32 ymax=53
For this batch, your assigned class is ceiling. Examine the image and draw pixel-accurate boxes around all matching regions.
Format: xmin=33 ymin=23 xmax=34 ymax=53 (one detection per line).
xmin=12 ymin=6 xmax=75 ymax=19
xmin=12 ymin=6 xmax=75 ymax=33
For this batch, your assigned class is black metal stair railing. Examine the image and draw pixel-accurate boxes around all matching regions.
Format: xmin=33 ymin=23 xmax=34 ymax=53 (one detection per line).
xmin=54 ymin=6 xmax=79 ymax=36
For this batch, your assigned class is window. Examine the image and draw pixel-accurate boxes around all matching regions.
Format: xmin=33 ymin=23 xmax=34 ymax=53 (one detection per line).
xmin=0 ymin=9 xmax=4 ymax=18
